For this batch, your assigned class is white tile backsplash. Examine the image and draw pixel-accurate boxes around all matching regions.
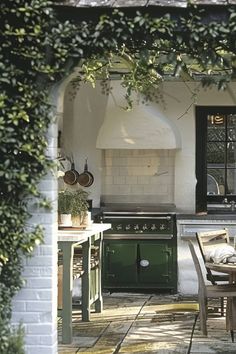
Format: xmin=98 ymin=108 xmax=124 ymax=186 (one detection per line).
xmin=113 ymin=176 xmax=126 ymax=184
xmin=101 ymin=149 xmax=175 ymax=204
xmin=125 ymin=176 xmax=138 ymax=185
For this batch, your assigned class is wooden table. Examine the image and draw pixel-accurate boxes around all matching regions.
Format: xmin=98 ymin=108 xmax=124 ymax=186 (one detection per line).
xmin=58 ymin=223 xmax=111 ymax=344
xmin=205 ymin=261 xmax=236 ymax=332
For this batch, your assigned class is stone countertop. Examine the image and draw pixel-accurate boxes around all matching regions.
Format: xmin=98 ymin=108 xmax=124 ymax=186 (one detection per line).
xmin=91 ymin=207 xmax=236 ymax=221
xmin=177 ymin=213 xmax=236 ymax=220
xmin=55 ymin=0 xmax=236 ymax=8
xmin=58 ymin=223 xmax=111 ymax=242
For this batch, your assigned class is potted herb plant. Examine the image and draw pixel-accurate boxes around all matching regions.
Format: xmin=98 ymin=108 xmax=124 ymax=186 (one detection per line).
xmin=58 ymin=190 xmax=73 ymax=226
xmin=71 ymin=189 xmax=89 ymax=226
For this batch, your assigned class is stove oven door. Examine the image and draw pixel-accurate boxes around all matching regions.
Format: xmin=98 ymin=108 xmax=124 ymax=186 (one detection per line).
xmin=103 ymin=241 xmax=138 ymax=287
xmin=138 ymin=241 xmax=174 ymax=287
xmin=103 ymin=239 xmax=177 ymax=292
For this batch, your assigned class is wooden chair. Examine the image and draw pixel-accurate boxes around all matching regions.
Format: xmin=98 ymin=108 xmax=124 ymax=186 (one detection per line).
xmin=196 ymin=229 xmax=230 ymax=315
xmin=188 ymin=241 xmax=236 ymax=340
xmin=196 ymin=229 xmax=230 ymax=284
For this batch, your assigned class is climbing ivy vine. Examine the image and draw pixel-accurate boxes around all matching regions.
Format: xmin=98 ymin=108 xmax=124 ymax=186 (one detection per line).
xmin=0 ymin=0 xmax=236 ymax=351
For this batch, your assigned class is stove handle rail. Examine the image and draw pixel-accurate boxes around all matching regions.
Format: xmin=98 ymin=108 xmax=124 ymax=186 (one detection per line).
xmin=103 ymin=233 xmax=174 ymax=240
xmin=102 ymin=216 xmax=173 ymax=220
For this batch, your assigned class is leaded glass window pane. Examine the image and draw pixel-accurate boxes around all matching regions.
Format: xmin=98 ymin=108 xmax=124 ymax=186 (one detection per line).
xmin=207 ymin=114 xmax=225 ymax=141
xmin=207 ymin=142 xmax=225 ymax=164
xmin=206 ymin=111 xmax=236 ymax=197
xmin=227 ymin=114 xmax=236 ymax=141
xmin=207 ymin=169 xmax=225 ymax=195
xmin=227 ymin=142 xmax=236 ymax=166
xmin=227 ymin=169 xmax=236 ymax=194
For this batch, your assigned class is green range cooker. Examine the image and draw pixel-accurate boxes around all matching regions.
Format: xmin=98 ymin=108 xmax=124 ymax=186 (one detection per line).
xmin=99 ymin=211 xmax=177 ymax=294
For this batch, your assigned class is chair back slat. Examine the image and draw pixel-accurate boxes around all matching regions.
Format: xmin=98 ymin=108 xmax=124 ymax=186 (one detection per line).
xmin=196 ymin=228 xmax=230 ymax=285
xmin=196 ymin=229 xmax=229 ymax=262
xmin=188 ymin=241 xmax=206 ymax=294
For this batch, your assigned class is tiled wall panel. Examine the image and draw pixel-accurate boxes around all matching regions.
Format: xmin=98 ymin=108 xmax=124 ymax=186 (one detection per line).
xmin=101 ymin=149 xmax=175 ymax=204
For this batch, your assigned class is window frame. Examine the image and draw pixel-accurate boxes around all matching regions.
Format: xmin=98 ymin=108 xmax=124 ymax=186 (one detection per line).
xmin=195 ymin=105 xmax=236 ymax=213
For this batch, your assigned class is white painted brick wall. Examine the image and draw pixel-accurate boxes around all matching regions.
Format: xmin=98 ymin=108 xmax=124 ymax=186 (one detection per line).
xmin=11 ymin=122 xmax=58 ymax=354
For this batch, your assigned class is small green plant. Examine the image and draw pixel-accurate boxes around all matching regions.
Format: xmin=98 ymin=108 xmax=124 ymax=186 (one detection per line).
xmin=7 ymin=325 xmax=25 ymax=354
xmin=58 ymin=190 xmax=73 ymax=214
xmin=58 ymin=189 xmax=89 ymax=217
xmin=71 ymin=189 xmax=89 ymax=217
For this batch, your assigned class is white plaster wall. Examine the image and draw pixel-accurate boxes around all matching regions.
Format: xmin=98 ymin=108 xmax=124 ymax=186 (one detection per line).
xmin=62 ymin=81 xmax=109 ymax=207
xmin=63 ymin=80 xmax=236 ymax=211
xmin=96 ymin=81 xmax=181 ymax=149
xmin=62 ymin=80 xmax=236 ymax=295
xmin=177 ymin=238 xmax=199 ymax=295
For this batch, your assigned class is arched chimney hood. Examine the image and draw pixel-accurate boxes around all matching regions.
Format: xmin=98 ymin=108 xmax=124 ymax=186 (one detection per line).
xmin=96 ymin=82 xmax=181 ymax=149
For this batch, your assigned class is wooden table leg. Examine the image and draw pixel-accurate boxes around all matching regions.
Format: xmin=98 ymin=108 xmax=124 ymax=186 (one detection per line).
xmin=226 ymin=272 xmax=236 ymax=341
xmin=82 ymin=237 xmax=91 ymax=321
xmin=61 ymin=242 xmax=74 ymax=344
xmin=94 ymin=232 xmax=103 ymax=313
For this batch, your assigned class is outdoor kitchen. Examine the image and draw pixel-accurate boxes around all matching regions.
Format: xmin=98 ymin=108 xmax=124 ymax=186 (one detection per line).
xmin=58 ymin=79 xmax=236 ymax=296
xmin=5 ymin=1 xmax=236 ymax=353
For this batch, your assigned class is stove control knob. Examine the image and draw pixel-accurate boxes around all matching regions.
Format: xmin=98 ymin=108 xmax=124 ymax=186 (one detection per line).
xmin=134 ymin=224 xmax=140 ymax=230
xmin=143 ymin=223 xmax=148 ymax=231
xmin=160 ymin=223 xmax=166 ymax=230
xmin=116 ymin=224 xmax=122 ymax=231
xmin=151 ymin=224 xmax=157 ymax=231
xmin=125 ymin=224 xmax=131 ymax=231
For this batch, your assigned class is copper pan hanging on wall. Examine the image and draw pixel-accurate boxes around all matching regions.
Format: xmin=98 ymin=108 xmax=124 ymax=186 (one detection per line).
xmin=78 ymin=159 xmax=94 ymax=187
xmin=63 ymin=159 xmax=79 ymax=185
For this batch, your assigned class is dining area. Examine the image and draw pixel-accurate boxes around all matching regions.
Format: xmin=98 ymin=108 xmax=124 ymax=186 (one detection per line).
xmin=189 ymin=228 xmax=236 ymax=343
xmin=205 ymin=262 xmax=236 ymax=336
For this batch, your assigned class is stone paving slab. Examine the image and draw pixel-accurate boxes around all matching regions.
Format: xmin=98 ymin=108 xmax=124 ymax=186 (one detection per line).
xmin=190 ymin=342 xmax=236 ymax=354
xmin=106 ymin=320 xmax=133 ymax=334
xmin=72 ymin=322 xmax=108 ymax=336
xmin=58 ymin=293 xmax=236 ymax=353
xmin=119 ymin=341 xmax=190 ymax=353
xmin=77 ymin=349 xmax=117 ymax=353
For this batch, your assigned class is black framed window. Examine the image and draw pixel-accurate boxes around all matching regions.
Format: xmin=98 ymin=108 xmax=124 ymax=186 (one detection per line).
xmin=196 ymin=106 xmax=236 ymax=213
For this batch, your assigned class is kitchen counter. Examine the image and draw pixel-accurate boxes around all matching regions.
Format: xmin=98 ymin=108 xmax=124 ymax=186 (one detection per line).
xmin=177 ymin=215 xmax=236 ymax=240
xmin=177 ymin=213 xmax=236 ymax=220
xmin=58 ymin=223 xmax=111 ymax=344
xmin=93 ymin=206 xmax=236 ymax=220
xmin=58 ymin=223 xmax=111 ymax=241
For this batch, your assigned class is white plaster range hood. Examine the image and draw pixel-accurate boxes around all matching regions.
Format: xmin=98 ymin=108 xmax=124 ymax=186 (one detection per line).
xmin=96 ymin=81 xmax=181 ymax=149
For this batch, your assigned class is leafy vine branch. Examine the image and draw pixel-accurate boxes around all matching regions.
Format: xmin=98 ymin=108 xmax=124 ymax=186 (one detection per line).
xmin=1 ymin=1 xmax=236 ymax=351
xmin=71 ymin=7 xmax=236 ymax=108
